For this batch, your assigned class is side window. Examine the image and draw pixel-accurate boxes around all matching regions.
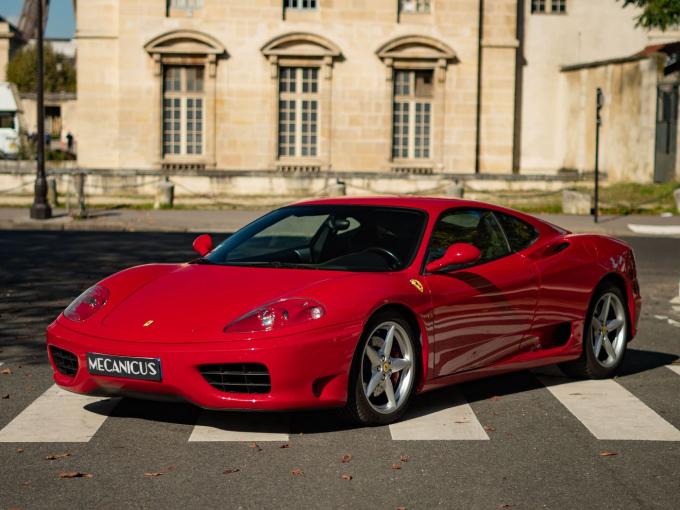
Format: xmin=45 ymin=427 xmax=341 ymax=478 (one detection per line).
xmin=494 ymin=212 xmax=538 ymax=252
xmin=427 ymin=209 xmax=511 ymax=266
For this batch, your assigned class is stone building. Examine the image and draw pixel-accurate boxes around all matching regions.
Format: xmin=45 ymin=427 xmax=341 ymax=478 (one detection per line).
xmin=71 ymin=0 xmax=679 ymax=183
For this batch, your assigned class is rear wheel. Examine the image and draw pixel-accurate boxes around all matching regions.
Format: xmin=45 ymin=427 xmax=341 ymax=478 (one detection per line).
xmin=560 ymin=284 xmax=628 ymax=379
xmin=342 ymin=312 xmax=418 ymax=426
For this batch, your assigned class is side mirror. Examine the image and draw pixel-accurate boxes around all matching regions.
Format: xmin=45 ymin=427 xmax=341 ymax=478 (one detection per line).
xmin=192 ymin=234 xmax=214 ymax=257
xmin=426 ymin=243 xmax=481 ymax=273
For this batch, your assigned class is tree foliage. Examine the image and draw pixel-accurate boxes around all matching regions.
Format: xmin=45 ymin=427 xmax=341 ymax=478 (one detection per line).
xmin=620 ymin=0 xmax=680 ymax=30
xmin=6 ymin=43 xmax=76 ymax=93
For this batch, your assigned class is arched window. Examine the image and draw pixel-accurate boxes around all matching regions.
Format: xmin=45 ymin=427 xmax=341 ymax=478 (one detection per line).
xmin=376 ymin=35 xmax=456 ymax=172
xmin=145 ymin=30 xmax=226 ymax=170
xmin=262 ymin=32 xmax=342 ymax=171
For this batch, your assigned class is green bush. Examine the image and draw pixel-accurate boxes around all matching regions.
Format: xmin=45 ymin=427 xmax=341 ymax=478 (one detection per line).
xmin=6 ymin=43 xmax=76 ymax=93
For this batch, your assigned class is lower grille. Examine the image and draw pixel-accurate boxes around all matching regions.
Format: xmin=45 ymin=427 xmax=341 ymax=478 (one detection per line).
xmin=50 ymin=346 xmax=79 ymax=376
xmin=199 ymin=363 xmax=271 ymax=394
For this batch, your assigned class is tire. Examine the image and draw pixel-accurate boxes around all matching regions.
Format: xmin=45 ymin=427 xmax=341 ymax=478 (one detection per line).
xmin=560 ymin=284 xmax=629 ymax=379
xmin=340 ymin=311 xmax=419 ymax=426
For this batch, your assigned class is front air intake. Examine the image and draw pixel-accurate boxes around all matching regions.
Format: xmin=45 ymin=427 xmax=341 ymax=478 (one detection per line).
xmin=49 ymin=345 xmax=79 ymax=376
xmin=199 ymin=363 xmax=271 ymax=394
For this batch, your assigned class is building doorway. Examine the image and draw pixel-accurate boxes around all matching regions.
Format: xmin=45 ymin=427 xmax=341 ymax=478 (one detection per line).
xmin=654 ymin=83 xmax=678 ymax=183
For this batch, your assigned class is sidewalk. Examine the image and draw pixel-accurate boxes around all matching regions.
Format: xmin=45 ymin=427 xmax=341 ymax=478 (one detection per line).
xmin=1 ymin=207 xmax=680 ymax=237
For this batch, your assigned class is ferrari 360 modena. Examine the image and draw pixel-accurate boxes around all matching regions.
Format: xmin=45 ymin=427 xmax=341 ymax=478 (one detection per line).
xmin=47 ymin=197 xmax=641 ymax=425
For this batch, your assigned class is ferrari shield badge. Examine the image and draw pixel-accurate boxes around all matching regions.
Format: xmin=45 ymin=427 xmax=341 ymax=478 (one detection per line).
xmin=143 ymin=320 xmax=155 ymax=328
xmin=409 ymin=279 xmax=424 ymax=293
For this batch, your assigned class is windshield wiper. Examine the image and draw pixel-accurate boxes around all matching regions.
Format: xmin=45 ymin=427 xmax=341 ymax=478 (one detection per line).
xmin=190 ymin=257 xmax=216 ymax=265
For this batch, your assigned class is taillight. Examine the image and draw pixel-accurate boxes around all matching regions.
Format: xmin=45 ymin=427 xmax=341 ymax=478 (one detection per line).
xmin=63 ymin=285 xmax=109 ymax=322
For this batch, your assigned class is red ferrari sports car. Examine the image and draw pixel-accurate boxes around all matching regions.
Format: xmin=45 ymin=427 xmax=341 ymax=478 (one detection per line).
xmin=47 ymin=197 xmax=641 ymax=425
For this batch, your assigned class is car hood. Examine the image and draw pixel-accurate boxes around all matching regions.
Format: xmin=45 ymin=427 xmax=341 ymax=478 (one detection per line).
xmin=88 ymin=264 xmax=348 ymax=343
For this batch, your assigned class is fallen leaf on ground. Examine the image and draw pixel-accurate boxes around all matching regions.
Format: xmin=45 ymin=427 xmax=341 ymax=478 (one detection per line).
xmin=279 ymin=444 xmax=290 ymax=449
xmin=16 ymin=448 xmax=23 ymax=453
xmin=291 ymin=468 xmax=304 ymax=476
xmin=454 ymin=420 xmax=469 ymax=424
xmin=2 ymin=394 xmax=9 ymax=399
xmin=484 ymin=426 xmax=496 ymax=432
xmin=1 ymin=368 xmax=11 ymax=375
xmin=59 ymin=472 xmax=92 ymax=479
xmin=340 ymin=454 xmax=352 ymax=463
xmin=46 ymin=453 xmax=71 ymax=461
xmin=144 ymin=472 xmax=165 ymax=477
xmin=22 ymin=481 xmax=31 ymax=486
xmin=399 ymin=455 xmax=409 ymax=463
xmin=390 ymin=463 xmax=402 ymax=470
xmin=341 ymin=474 xmax=352 ymax=481
xmin=249 ymin=442 xmax=262 ymax=451
xmin=599 ymin=451 xmax=618 ymax=457
xmin=223 ymin=468 xmax=240 ymax=475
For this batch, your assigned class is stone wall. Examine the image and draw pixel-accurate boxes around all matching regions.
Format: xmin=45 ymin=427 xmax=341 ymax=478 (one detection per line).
xmin=560 ymin=56 xmax=660 ymax=183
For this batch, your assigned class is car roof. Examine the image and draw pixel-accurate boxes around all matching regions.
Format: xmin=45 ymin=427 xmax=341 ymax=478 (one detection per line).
xmin=293 ymin=196 xmax=567 ymax=236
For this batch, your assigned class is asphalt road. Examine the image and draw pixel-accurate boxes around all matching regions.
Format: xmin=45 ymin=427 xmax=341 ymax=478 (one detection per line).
xmin=1 ymin=231 xmax=679 ymax=510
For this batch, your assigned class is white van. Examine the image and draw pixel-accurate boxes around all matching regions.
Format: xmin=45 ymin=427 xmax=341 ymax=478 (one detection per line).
xmin=0 ymin=82 xmax=21 ymax=159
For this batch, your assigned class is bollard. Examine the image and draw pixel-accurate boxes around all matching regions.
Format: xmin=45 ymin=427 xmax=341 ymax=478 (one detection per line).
xmin=327 ymin=179 xmax=346 ymax=197
xmin=673 ymin=188 xmax=680 ymax=214
xmin=47 ymin=177 xmax=59 ymax=207
xmin=73 ymin=173 xmax=87 ymax=218
xmin=155 ymin=177 xmax=175 ymax=209
xmin=562 ymin=190 xmax=591 ymax=215
xmin=446 ymin=180 xmax=464 ymax=198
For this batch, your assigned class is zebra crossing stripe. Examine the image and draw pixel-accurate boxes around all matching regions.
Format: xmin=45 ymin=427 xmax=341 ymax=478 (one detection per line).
xmin=0 ymin=385 xmax=119 ymax=443
xmin=539 ymin=377 xmax=680 ymax=441
xmin=389 ymin=390 xmax=489 ymax=440
xmin=189 ymin=411 xmax=289 ymax=442
xmin=667 ymin=365 xmax=680 ymax=377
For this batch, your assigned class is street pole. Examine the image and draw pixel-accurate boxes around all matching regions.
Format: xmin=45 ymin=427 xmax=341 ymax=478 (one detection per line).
xmin=29 ymin=0 xmax=51 ymax=220
xmin=593 ymin=87 xmax=603 ymax=224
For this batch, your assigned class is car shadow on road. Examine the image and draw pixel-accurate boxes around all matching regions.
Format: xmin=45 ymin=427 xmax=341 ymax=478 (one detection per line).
xmin=79 ymin=348 xmax=678 ymax=436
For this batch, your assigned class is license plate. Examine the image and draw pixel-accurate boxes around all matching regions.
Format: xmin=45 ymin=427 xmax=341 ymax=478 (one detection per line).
xmin=87 ymin=353 xmax=162 ymax=381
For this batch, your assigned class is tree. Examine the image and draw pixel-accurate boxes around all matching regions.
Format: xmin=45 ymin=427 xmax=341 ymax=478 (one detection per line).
xmin=620 ymin=0 xmax=680 ymax=30
xmin=5 ymin=43 xmax=76 ymax=93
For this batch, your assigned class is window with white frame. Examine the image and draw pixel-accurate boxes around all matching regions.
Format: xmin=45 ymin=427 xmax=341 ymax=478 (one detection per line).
xmin=551 ymin=0 xmax=566 ymax=13
xmin=163 ymin=66 xmax=204 ymax=157
xmin=167 ymin=0 xmax=203 ymax=15
xmin=278 ymin=67 xmax=319 ymax=158
xmin=531 ymin=0 xmax=566 ymax=14
xmin=400 ymin=0 xmax=431 ymax=14
xmin=392 ymin=70 xmax=433 ymax=160
xmin=284 ymin=0 xmax=317 ymax=9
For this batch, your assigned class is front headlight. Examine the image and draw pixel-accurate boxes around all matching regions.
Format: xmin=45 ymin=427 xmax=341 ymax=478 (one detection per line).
xmin=63 ymin=285 xmax=109 ymax=322
xmin=224 ymin=298 xmax=325 ymax=334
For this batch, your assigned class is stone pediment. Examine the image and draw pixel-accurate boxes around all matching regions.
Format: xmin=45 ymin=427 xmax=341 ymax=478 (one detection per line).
xmin=261 ymin=32 xmax=342 ymax=58
xmin=144 ymin=30 xmax=226 ymax=56
xmin=376 ymin=35 xmax=457 ymax=62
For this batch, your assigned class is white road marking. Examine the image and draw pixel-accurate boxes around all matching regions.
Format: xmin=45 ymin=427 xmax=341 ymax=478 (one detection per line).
xmin=654 ymin=315 xmax=669 ymax=320
xmin=389 ymin=390 xmax=489 ymax=440
xmin=539 ymin=377 xmax=680 ymax=441
xmin=627 ymin=224 xmax=680 ymax=236
xmin=189 ymin=411 xmax=289 ymax=442
xmin=668 ymin=365 xmax=680 ymax=377
xmin=0 ymin=385 xmax=119 ymax=442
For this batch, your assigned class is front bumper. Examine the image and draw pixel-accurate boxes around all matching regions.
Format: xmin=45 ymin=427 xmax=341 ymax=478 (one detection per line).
xmin=46 ymin=320 xmax=363 ymax=410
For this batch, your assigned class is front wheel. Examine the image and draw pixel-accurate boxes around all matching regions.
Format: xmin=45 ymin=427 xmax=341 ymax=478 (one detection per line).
xmin=560 ymin=284 xmax=629 ymax=379
xmin=342 ymin=312 xmax=418 ymax=426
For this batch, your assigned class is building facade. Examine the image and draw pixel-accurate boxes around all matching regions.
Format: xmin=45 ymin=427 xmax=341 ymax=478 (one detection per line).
xmin=72 ymin=0 xmax=680 ymax=182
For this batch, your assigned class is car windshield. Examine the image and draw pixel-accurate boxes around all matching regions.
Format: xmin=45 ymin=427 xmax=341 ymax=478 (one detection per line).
xmin=205 ymin=205 xmax=427 ymax=272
